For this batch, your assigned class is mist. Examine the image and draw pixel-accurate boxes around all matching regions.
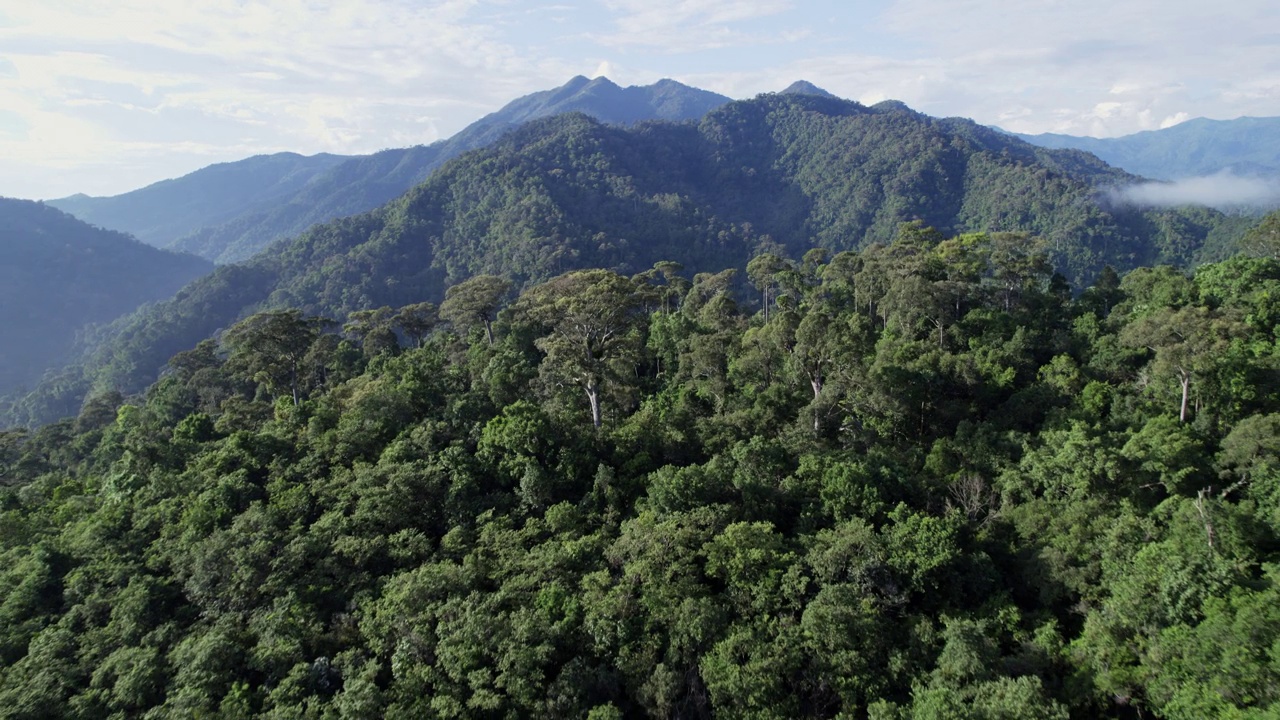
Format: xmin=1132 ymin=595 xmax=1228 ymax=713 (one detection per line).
xmin=1107 ymin=171 xmax=1280 ymax=210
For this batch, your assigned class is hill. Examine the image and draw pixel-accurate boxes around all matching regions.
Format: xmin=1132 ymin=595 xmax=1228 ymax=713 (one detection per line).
xmin=0 ymin=198 xmax=212 ymax=399
xmin=4 ymin=92 xmax=1239 ymax=426
xmin=50 ymin=77 xmax=731 ymax=265
xmin=1012 ymin=115 xmax=1280 ymax=181
xmin=45 ymin=153 xmax=351 ymax=247
xmin=2 ymin=249 xmax=1279 ymax=717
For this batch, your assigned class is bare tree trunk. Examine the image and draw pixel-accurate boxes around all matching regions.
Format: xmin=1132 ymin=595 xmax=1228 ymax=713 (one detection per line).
xmin=483 ymin=320 xmax=494 ymax=346
xmin=810 ymin=376 xmax=823 ymax=433
xmin=586 ymin=380 xmax=602 ymax=429
xmin=1180 ymin=371 xmax=1191 ymax=423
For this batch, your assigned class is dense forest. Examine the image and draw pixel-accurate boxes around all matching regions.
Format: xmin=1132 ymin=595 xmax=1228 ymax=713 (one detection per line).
xmin=2 ymin=224 xmax=1279 ymax=718
xmin=0 ymin=198 xmax=212 ymax=399
xmin=5 ymin=93 xmax=1255 ymax=429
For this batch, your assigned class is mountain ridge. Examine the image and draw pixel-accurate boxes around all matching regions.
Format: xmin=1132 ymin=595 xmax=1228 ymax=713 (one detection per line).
xmin=1010 ymin=115 xmax=1280 ymax=181
xmin=4 ymin=91 xmax=1243 ymax=427
xmin=46 ymin=152 xmax=352 ymax=247
xmin=0 ymin=197 xmax=212 ymax=399
xmin=48 ymin=77 xmax=733 ymax=265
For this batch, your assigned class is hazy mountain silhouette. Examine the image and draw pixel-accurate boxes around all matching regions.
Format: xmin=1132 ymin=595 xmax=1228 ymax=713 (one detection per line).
xmin=1012 ymin=116 xmax=1280 ymax=181
xmin=46 ymin=153 xmax=351 ymax=248
xmin=0 ymin=198 xmax=212 ymax=398
xmin=49 ymin=77 xmax=731 ymax=265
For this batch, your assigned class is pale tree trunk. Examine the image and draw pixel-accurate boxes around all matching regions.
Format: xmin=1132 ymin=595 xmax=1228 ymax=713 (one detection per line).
xmin=1179 ymin=370 xmax=1191 ymax=423
xmin=810 ymin=376 xmax=823 ymax=433
xmin=483 ymin=319 xmax=494 ymax=346
xmin=586 ymin=379 xmax=602 ymax=429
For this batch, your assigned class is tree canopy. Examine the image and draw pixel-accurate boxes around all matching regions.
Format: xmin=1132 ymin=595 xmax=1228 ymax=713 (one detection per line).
xmin=2 ymin=242 xmax=1278 ymax=718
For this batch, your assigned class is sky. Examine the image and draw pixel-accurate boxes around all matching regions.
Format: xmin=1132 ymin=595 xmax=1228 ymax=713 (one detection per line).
xmin=1 ymin=0 xmax=1278 ymax=200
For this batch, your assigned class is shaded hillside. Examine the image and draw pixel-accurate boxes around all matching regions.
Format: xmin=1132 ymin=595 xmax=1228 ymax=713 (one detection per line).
xmin=1013 ymin=116 xmax=1280 ymax=181
xmin=5 ymin=93 xmax=1236 ymax=426
xmin=46 ymin=153 xmax=351 ymax=247
xmin=167 ymin=76 xmax=731 ymax=264
xmin=0 ymin=198 xmax=212 ymax=398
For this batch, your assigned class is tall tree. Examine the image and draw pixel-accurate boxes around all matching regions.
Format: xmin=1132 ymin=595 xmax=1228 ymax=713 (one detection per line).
xmin=1121 ymin=305 xmax=1245 ymax=422
xmin=221 ymin=310 xmax=328 ymax=405
xmin=344 ymin=306 xmax=399 ymax=358
xmin=394 ymin=302 xmax=439 ymax=348
xmin=747 ymin=253 xmax=790 ymax=323
xmin=1240 ymin=210 xmax=1280 ymax=260
xmin=518 ymin=270 xmax=650 ymax=428
xmin=439 ymin=275 xmax=512 ymax=346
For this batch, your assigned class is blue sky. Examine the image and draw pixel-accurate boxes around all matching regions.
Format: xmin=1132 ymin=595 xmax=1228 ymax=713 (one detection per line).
xmin=1 ymin=0 xmax=1277 ymax=199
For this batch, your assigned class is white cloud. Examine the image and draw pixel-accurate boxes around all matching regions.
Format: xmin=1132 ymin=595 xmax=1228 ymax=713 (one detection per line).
xmin=592 ymin=0 xmax=796 ymax=53
xmin=0 ymin=0 xmax=582 ymax=197
xmin=1109 ymin=172 xmax=1280 ymax=209
xmin=0 ymin=0 xmax=1278 ymax=198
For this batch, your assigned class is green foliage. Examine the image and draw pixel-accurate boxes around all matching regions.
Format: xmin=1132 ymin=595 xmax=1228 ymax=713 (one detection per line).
xmin=9 ymin=93 xmax=1249 ymax=427
xmin=0 ymin=248 xmax=1278 ymax=719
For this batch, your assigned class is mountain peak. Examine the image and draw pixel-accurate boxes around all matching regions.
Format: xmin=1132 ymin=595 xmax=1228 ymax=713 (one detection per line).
xmin=780 ymin=80 xmax=837 ymax=98
xmin=872 ymin=99 xmax=913 ymax=113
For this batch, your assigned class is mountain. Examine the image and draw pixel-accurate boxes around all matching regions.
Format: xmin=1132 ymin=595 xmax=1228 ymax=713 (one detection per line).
xmin=1011 ymin=116 xmax=1280 ymax=181
xmin=0 ymin=198 xmax=212 ymax=400
xmin=46 ymin=152 xmax=351 ymax=247
xmin=170 ymin=75 xmax=731 ymax=264
xmin=4 ymin=92 xmax=1241 ymax=428
xmin=780 ymin=80 xmax=837 ymax=98
xmin=50 ymin=77 xmax=731 ymax=265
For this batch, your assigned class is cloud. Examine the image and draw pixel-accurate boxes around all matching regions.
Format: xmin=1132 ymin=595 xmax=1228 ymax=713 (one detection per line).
xmin=1107 ymin=172 xmax=1280 ymax=209
xmin=3 ymin=0 xmax=1280 ymax=199
xmin=0 ymin=0 xmax=590 ymax=197
xmin=592 ymin=0 xmax=796 ymax=53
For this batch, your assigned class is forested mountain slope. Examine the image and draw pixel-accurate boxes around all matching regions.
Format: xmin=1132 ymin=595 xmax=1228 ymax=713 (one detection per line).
xmin=1 ymin=242 xmax=1278 ymax=718
xmin=44 ymin=77 xmax=728 ymax=265
xmin=1013 ymin=115 xmax=1280 ymax=180
xmin=3 ymin=93 xmax=1241 ymax=427
xmin=157 ymin=76 xmax=729 ymax=264
xmin=46 ymin=153 xmax=351 ymax=248
xmin=0 ymin=198 xmax=212 ymax=397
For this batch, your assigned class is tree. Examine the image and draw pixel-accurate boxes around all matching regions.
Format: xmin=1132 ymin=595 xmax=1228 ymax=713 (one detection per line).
xmin=343 ymin=306 xmax=398 ymax=358
xmin=634 ymin=261 xmax=690 ymax=314
xmin=1120 ymin=305 xmax=1245 ymax=422
xmin=439 ymin=275 xmax=512 ymax=345
xmin=518 ymin=270 xmax=649 ymax=428
xmin=747 ymin=253 xmax=790 ymax=322
xmin=987 ymin=232 xmax=1051 ymax=312
xmin=1239 ymin=209 xmax=1280 ymax=260
xmin=395 ymin=302 xmax=439 ymax=348
xmin=221 ymin=310 xmax=328 ymax=405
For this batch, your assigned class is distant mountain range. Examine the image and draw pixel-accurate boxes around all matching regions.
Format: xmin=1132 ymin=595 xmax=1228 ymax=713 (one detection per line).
xmin=46 ymin=153 xmax=351 ymax=249
xmin=48 ymin=76 xmax=732 ymax=264
xmin=1010 ymin=116 xmax=1280 ymax=181
xmin=7 ymin=91 xmax=1244 ymax=427
xmin=0 ymin=198 xmax=211 ymax=399
xmin=49 ymin=75 xmax=1280 ymax=270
